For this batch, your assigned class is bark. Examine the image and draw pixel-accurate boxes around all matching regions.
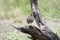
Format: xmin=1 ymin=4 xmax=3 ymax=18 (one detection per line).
xmin=13 ymin=25 xmax=60 ymax=40
xmin=12 ymin=0 xmax=60 ymax=40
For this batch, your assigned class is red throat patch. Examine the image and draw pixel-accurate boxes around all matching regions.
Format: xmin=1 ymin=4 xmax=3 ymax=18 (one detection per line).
xmin=30 ymin=13 xmax=32 ymax=16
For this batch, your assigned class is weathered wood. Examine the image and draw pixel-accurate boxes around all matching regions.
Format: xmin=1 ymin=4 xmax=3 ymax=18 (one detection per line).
xmin=12 ymin=0 xmax=60 ymax=40
xmin=30 ymin=0 xmax=45 ymax=27
xmin=13 ymin=25 xmax=60 ymax=40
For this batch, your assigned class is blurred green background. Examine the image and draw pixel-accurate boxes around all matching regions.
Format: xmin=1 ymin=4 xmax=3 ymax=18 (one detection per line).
xmin=0 ymin=0 xmax=30 ymax=20
xmin=0 ymin=0 xmax=60 ymax=40
xmin=0 ymin=0 xmax=60 ymax=20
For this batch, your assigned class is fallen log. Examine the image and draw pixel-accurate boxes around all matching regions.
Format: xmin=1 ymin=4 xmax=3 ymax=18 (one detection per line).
xmin=12 ymin=25 xmax=60 ymax=40
xmin=12 ymin=0 xmax=60 ymax=40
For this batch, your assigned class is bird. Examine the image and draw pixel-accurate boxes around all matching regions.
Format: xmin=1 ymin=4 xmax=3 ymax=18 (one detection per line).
xmin=26 ymin=14 xmax=34 ymax=24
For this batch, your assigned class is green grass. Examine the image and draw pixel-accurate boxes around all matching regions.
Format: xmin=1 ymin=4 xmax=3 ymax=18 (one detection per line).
xmin=0 ymin=31 xmax=32 ymax=40
xmin=6 ymin=31 xmax=31 ymax=40
xmin=0 ymin=22 xmax=31 ymax=40
xmin=0 ymin=0 xmax=60 ymax=40
xmin=0 ymin=0 xmax=60 ymax=20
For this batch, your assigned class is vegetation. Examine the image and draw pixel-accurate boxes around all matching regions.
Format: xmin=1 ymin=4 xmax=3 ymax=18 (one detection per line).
xmin=0 ymin=0 xmax=60 ymax=40
xmin=0 ymin=0 xmax=60 ymax=20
